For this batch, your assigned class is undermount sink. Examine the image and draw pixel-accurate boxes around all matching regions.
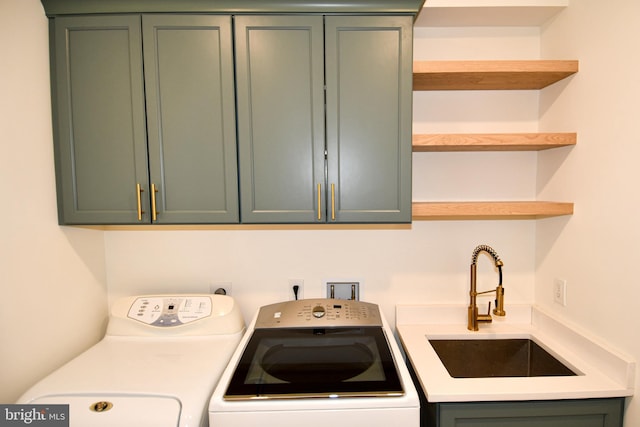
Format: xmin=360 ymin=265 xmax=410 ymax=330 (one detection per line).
xmin=429 ymin=338 xmax=577 ymax=378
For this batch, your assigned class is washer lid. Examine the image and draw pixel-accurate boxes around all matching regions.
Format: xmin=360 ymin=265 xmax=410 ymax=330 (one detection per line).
xmin=223 ymin=326 xmax=404 ymax=401
xmin=30 ymin=395 xmax=180 ymax=427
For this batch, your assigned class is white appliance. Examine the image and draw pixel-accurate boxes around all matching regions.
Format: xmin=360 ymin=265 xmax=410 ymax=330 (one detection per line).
xmin=209 ymin=299 xmax=419 ymax=427
xmin=18 ymin=294 xmax=245 ymax=427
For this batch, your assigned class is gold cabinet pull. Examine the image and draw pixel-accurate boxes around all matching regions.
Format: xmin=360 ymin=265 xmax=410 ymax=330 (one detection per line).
xmin=331 ymin=183 xmax=336 ymax=221
xmin=151 ymin=183 xmax=158 ymax=221
xmin=317 ymin=183 xmax=322 ymax=221
xmin=136 ymin=183 xmax=145 ymax=221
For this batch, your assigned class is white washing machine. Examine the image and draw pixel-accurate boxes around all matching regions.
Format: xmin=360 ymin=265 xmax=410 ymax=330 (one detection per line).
xmin=18 ymin=294 xmax=245 ymax=427
xmin=209 ymin=299 xmax=419 ymax=427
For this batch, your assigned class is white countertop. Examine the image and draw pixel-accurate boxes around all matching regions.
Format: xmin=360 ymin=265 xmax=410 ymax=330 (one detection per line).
xmin=396 ymin=304 xmax=635 ymax=402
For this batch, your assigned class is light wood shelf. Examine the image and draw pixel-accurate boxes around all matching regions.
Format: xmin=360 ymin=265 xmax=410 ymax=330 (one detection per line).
xmin=411 ymin=59 xmax=577 ymax=220
xmin=413 ymin=60 xmax=578 ymax=90
xmin=414 ymin=1 xmax=568 ymax=27
xmin=412 ymin=132 xmax=576 ymax=152
xmin=412 ymin=201 xmax=574 ymax=220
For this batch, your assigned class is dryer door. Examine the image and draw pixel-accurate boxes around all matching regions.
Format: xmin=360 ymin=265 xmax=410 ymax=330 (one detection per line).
xmin=31 ymin=395 xmax=180 ymax=427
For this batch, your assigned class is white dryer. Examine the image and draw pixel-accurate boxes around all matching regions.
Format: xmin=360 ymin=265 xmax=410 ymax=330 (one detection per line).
xmin=18 ymin=294 xmax=245 ymax=427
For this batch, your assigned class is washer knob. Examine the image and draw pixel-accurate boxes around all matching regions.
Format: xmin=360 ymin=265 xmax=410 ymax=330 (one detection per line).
xmin=312 ymin=306 xmax=325 ymax=318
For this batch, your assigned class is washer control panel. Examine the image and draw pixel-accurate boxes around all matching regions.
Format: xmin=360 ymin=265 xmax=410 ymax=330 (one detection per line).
xmin=127 ymin=296 xmax=212 ymax=327
xmin=255 ymin=299 xmax=382 ymax=329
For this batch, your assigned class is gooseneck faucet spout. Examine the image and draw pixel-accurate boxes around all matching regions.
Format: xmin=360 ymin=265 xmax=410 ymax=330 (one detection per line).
xmin=468 ymin=245 xmax=506 ymax=331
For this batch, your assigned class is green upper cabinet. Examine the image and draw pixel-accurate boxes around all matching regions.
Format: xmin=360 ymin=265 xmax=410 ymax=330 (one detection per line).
xmin=142 ymin=15 xmax=238 ymax=224
xmin=47 ymin=4 xmax=417 ymax=226
xmin=51 ymin=15 xmax=149 ymax=224
xmin=325 ymin=16 xmax=413 ymax=223
xmin=236 ymin=15 xmax=413 ymax=223
xmin=235 ymin=15 xmax=325 ymax=223
xmin=50 ymin=14 xmax=238 ymax=224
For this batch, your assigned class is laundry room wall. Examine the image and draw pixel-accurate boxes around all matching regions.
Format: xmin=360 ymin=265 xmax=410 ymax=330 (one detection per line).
xmin=0 ymin=0 xmax=108 ymax=403
xmin=104 ymin=221 xmax=536 ymax=327
xmin=536 ymin=1 xmax=640 ymax=424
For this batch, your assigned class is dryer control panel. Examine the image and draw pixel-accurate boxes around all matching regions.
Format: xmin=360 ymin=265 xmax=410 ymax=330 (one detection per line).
xmin=255 ymin=299 xmax=382 ymax=329
xmin=107 ymin=294 xmax=244 ymax=336
xmin=127 ymin=296 xmax=212 ymax=327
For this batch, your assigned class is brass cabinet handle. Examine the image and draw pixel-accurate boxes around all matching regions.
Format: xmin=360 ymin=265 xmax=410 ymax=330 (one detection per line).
xmin=331 ymin=183 xmax=336 ymax=221
xmin=317 ymin=183 xmax=322 ymax=221
xmin=136 ymin=183 xmax=145 ymax=221
xmin=151 ymin=183 xmax=158 ymax=221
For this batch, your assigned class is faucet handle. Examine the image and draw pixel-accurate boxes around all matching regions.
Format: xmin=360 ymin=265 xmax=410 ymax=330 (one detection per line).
xmin=477 ymin=302 xmax=493 ymax=323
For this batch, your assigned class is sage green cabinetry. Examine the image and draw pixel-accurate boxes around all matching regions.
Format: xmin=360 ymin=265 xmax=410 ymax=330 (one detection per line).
xmin=234 ymin=16 xmax=324 ymax=223
xmin=426 ymin=398 xmax=624 ymax=427
xmin=235 ymin=15 xmax=413 ymax=223
xmin=51 ymin=14 xmax=238 ymax=224
xmin=143 ymin=15 xmax=238 ymax=224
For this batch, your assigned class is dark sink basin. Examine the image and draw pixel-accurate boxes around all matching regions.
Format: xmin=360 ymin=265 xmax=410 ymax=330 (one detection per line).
xmin=429 ymin=339 xmax=577 ymax=378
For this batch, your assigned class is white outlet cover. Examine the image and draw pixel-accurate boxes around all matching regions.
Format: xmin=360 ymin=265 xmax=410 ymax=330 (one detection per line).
xmin=553 ymin=278 xmax=567 ymax=306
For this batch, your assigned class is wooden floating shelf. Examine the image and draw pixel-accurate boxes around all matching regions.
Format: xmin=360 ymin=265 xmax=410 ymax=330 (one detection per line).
xmin=412 ymin=201 xmax=574 ymax=220
xmin=414 ymin=1 xmax=568 ymax=27
xmin=412 ymin=132 xmax=577 ymax=152
xmin=413 ymin=60 xmax=579 ymax=90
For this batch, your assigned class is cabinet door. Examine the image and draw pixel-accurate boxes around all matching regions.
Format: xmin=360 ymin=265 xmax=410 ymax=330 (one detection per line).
xmin=143 ymin=15 xmax=238 ymax=223
xmin=235 ymin=15 xmax=325 ymax=223
xmin=325 ymin=16 xmax=413 ymax=223
xmin=435 ymin=399 xmax=624 ymax=427
xmin=51 ymin=15 xmax=149 ymax=224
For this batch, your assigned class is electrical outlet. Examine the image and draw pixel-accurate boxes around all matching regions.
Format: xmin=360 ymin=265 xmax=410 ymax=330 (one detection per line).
xmin=553 ymin=278 xmax=567 ymax=306
xmin=289 ymin=279 xmax=304 ymax=300
xmin=325 ymin=281 xmax=360 ymax=300
xmin=210 ymin=282 xmax=232 ymax=296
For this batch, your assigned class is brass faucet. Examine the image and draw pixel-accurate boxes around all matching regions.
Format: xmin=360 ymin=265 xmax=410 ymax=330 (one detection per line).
xmin=468 ymin=245 xmax=506 ymax=331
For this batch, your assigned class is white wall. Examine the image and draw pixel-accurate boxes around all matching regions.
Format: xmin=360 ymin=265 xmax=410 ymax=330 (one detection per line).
xmin=105 ymin=222 xmax=536 ymax=327
xmin=537 ymin=1 xmax=640 ymax=425
xmin=0 ymin=0 xmax=108 ymax=403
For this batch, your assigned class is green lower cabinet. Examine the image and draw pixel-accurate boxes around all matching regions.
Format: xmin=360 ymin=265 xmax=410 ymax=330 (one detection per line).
xmin=426 ymin=398 xmax=625 ymax=427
